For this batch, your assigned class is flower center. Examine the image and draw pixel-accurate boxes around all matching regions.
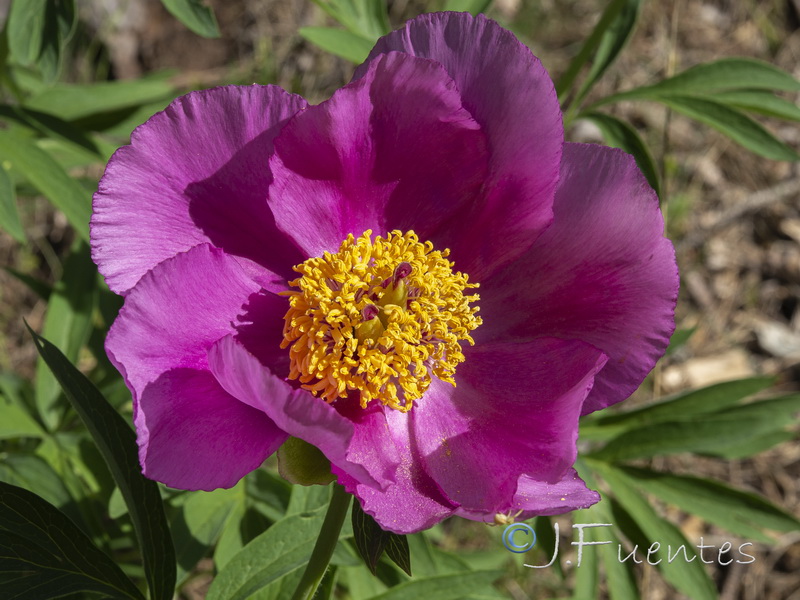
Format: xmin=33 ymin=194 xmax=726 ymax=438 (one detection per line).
xmin=280 ymin=230 xmax=481 ymax=411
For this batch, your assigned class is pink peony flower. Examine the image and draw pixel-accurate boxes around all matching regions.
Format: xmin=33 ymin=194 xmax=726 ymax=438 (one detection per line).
xmin=91 ymin=12 xmax=678 ymax=533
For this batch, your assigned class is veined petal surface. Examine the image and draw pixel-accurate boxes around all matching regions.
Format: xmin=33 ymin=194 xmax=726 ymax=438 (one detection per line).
xmin=92 ymin=85 xmax=306 ymax=294
xmin=356 ymin=12 xmax=562 ymax=278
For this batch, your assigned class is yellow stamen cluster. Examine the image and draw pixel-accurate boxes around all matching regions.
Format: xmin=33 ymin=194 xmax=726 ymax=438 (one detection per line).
xmin=280 ymin=230 xmax=482 ymax=411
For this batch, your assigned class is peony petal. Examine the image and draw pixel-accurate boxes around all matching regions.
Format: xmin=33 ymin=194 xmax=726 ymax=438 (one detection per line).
xmin=413 ymin=338 xmax=607 ymax=514
xmin=92 ymin=85 xmax=307 ymax=294
xmin=356 ymin=12 xmax=562 ymax=278
xmin=456 ymin=468 xmax=599 ymax=523
xmin=137 ymin=368 xmax=286 ymax=491
xmin=106 ymin=244 xmax=265 ymax=401
xmin=476 ymin=143 xmax=678 ymax=414
xmin=334 ymin=405 xmax=458 ymax=535
xmin=207 ymin=335 xmax=393 ymax=489
xmin=268 ymin=51 xmax=489 ymax=258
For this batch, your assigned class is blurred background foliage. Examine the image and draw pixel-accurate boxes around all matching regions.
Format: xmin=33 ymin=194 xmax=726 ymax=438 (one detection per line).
xmin=1 ymin=1 xmax=800 ymax=599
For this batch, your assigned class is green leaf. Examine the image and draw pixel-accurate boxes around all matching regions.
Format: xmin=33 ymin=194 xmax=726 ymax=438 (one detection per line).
xmin=588 ymin=461 xmax=717 ymax=600
xmin=206 ymin=506 xmax=327 ymax=600
xmin=0 ymin=454 xmax=71 ymax=515
xmin=368 ymin=571 xmax=503 ymax=600
xmin=299 ymin=27 xmax=374 ymax=63
xmin=0 ymin=163 xmax=24 ymax=243
xmin=710 ymin=430 xmax=795 ymax=459
xmin=665 ymin=326 xmax=696 ymax=356
xmin=660 ymin=95 xmax=798 ymax=161
xmin=442 ymin=0 xmax=493 ymax=15
xmin=0 ymin=481 xmax=144 ymax=600
xmin=643 ymin=57 xmax=800 ymax=95
xmin=592 ymin=376 xmax=775 ymax=429
xmin=159 ymin=0 xmax=220 ymax=38
xmin=711 ymin=89 xmax=800 ymax=122
xmin=0 ymin=130 xmax=91 ymax=241
xmin=35 ymin=241 xmax=97 ymax=430
xmin=171 ymin=487 xmax=240 ymax=584
xmin=351 ymin=499 xmax=411 ymax=576
xmin=621 ymin=467 xmax=800 ymax=543
xmin=6 ymin=0 xmax=48 ymax=66
xmin=0 ymin=395 xmax=44 ymax=439
xmin=311 ymin=0 xmax=389 ymax=40
xmin=27 ymin=327 xmax=176 ymax=600
xmin=571 ymin=510 xmax=600 ymax=600
xmin=37 ymin=0 xmax=77 ymax=83
xmin=581 ymin=112 xmax=661 ymax=197
xmin=0 ymin=104 xmax=102 ymax=157
xmin=591 ymin=400 xmax=796 ymax=462
xmin=556 ymin=0 xmax=630 ymax=98
xmin=575 ymin=0 xmax=643 ymax=107
xmin=24 ymin=78 xmax=175 ymax=122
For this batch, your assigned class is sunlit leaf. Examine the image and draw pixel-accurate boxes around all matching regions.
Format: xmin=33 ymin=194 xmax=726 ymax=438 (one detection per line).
xmin=442 ymin=0 xmax=493 ymax=14
xmin=368 ymin=571 xmax=503 ymax=600
xmin=711 ymin=89 xmax=800 ymax=122
xmin=0 ymin=130 xmax=91 ymax=242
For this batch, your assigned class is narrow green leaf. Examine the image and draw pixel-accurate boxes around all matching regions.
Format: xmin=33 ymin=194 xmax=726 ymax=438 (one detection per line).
xmin=710 ymin=89 xmax=800 ymax=122
xmin=661 ymin=95 xmax=798 ymax=161
xmin=299 ymin=27 xmax=374 ymax=63
xmin=442 ymin=0 xmax=493 ymax=15
xmin=0 ymin=481 xmax=144 ymax=600
xmin=593 ymin=376 xmax=775 ymax=428
xmin=0 ymin=104 xmax=102 ymax=157
xmin=369 ymin=571 xmax=502 ymax=600
xmin=589 ymin=461 xmax=717 ymax=600
xmin=37 ymin=0 xmax=77 ymax=83
xmin=0 ymin=163 xmax=24 ymax=243
xmin=642 ymin=57 xmax=800 ymax=95
xmin=35 ymin=241 xmax=97 ymax=430
xmin=6 ymin=0 xmax=47 ymax=66
xmin=0 ymin=130 xmax=91 ymax=241
xmin=575 ymin=0 xmax=643 ymax=106
xmin=592 ymin=405 xmax=792 ymax=462
xmin=581 ymin=112 xmax=661 ymax=197
xmin=351 ymin=499 xmax=411 ymax=576
xmin=710 ymin=430 xmax=795 ymax=459
xmin=159 ymin=0 xmax=220 ymax=38
xmin=24 ymin=78 xmax=175 ymax=122
xmin=571 ymin=510 xmax=600 ymax=600
xmin=27 ymin=327 xmax=176 ymax=600
xmin=310 ymin=0 xmax=388 ymax=40
xmin=556 ymin=0 xmax=629 ymax=98
xmin=621 ymin=467 xmax=800 ymax=543
xmin=206 ymin=507 xmax=327 ymax=600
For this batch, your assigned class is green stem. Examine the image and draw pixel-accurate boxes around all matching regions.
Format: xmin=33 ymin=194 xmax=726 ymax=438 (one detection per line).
xmin=291 ymin=483 xmax=352 ymax=600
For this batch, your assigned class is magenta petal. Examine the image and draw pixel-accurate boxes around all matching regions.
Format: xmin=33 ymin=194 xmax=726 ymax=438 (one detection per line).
xmin=477 ymin=143 xmax=679 ymax=414
xmin=456 ymin=468 xmax=599 ymax=523
xmin=207 ymin=335 xmax=392 ymax=489
xmin=268 ymin=51 xmax=489 ymax=258
xmin=512 ymin=469 xmax=600 ymax=517
xmin=413 ymin=338 xmax=607 ymax=514
xmin=137 ymin=368 xmax=286 ymax=490
xmin=334 ymin=406 xmax=458 ymax=535
xmin=356 ymin=12 xmax=562 ymax=278
xmin=106 ymin=244 xmax=264 ymax=400
xmin=92 ymin=85 xmax=307 ymax=294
